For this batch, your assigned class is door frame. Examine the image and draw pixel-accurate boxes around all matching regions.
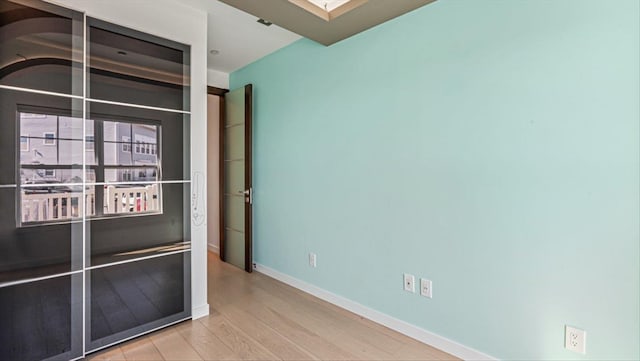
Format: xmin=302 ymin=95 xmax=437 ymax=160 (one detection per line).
xmin=207 ymin=86 xmax=228 ymax=262
xmin=208 ymin=84 xmax=253 ymax=272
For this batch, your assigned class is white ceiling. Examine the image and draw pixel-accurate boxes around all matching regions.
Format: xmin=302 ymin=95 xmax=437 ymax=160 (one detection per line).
xmin=181 ymin=0 xmax=301 ymax=74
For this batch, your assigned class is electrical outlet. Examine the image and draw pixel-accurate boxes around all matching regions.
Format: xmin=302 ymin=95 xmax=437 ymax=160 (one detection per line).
xmin=308 ymin=253 xmax=317 ymax=268
xmin=565 ymin=325 xmax=586 ymax=354
xmin=420 ymin=278 xmax=432 ymax=298
xmin=403 ymin=274 xmax=415 ymax=293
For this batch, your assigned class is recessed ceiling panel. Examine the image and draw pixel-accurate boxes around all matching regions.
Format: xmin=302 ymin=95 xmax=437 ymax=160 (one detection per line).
xmin=288 ymin=0 xmax=368 ymax=21
xmin=218 ymin=0 xmax=436 ymax=46
xmin=307 ymin=0 xmax=352 ymax=12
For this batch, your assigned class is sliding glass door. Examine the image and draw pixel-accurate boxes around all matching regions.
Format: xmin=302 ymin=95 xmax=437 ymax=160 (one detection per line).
xmin=0 ymin=1 xmax=191 ymax=359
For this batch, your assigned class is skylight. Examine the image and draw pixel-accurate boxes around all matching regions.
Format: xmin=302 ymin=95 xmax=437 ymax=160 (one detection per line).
xmin=306 ymin=0 xmax=352 ymax=12
xmin=289 ymin=0 xmax=368 ymax=21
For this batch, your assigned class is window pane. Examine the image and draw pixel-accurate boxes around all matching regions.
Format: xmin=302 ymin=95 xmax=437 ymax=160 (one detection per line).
xmin=19 ymin=114 xmax=58 ymax=153
xmin=20 ymin=184 xmax=95 ymax=223
xmin=0 ymin=0 xmax=83 ymax=95
xmin=104 ymin=121 xmax=131 ymax=142
xmin=20 ymin=167 xmax=82 ymax=184
xmin=102 ymin=183 xmax=161 ymax=215
xmin=19 ymin=110 xmax=96 ymax=169
xmin=105 ymin=168 xmax=158 ymax=183
xmin=103 ymin=121 xmax=158 ymax=166
xmin=87 ymin=18 xmax=190 ymax=111
xmin=132 ymin=124 xmax=158 ymax=165
xmin=104 ymin=142 xmax=132 ymax=166
xmin=88 ymin=101 xmax=188 ymax=181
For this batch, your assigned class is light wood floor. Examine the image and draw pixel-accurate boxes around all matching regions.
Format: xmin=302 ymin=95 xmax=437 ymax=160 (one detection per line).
xmin=89 ymin=252 xmax=458 ymax=360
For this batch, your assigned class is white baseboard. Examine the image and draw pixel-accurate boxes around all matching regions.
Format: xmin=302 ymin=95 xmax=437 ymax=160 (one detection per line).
xmin=207 ymin=243 xmax=219 ymax=254
xmin=254 ymin=264 xmax=497 ymax=361
xmin=192 ymin=303 xmax=210 ymax=320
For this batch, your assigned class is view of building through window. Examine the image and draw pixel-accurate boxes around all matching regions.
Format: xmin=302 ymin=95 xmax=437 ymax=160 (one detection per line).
xmin=19 ymin=112 xmax=162 ymax=224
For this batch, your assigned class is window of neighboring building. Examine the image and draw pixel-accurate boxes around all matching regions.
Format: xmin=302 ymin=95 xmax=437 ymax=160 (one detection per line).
xmin=43 ymin=132 xmax=56 ymax=145
xmin=122 ymin=136 xmax=131 ymax=152
xmin=20 ymin=135 xmax=29 ymax=152
xmin=86 ymin=135 xmax=95 ymax=150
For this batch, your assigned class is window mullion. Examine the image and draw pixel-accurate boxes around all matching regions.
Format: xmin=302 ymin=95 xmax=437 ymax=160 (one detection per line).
xmin=56 ymin=116 xmax=60 ymax=164
xmin=94 ymin=120 xmax=104 ymax=216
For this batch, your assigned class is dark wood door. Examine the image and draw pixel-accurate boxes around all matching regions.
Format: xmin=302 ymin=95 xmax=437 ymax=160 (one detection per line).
xmin=221 ymin=84 xmax=252 ymax=272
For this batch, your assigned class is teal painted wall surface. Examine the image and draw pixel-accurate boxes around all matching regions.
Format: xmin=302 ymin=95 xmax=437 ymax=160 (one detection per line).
xmin=231 ymin=0 xmax=639 ymax=359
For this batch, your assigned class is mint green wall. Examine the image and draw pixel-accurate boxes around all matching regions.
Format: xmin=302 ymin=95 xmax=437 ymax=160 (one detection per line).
xmin=231 ymin=0 xmax=639 ymax=359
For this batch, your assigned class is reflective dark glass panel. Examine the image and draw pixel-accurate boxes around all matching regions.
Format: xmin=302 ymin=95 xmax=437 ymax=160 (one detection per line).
xmin=89 ymin=183 xmax=190 ymax=266
xmin=87 ymin=17 xmax=190 ymax=111
xmin=0 ymin=0 xmax=83 ymax=95
xmin=0 ymin=88 xmax=83 ymax=284
xmin=88 ymin=252 xmax=190 ymax=350
xmin=0 ymin=274 xmax=82 ymax=361
xmin=0 ymin=187 xmax=83 ymax=284
xmin=1 ymin=3 xmax=192 ymax=358
xmin=0 ymin=88 xmax=83 ymax=185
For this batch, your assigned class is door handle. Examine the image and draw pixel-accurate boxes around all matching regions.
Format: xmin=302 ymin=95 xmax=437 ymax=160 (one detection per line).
xmin=238 ymin=188 xmax=252 ymax=204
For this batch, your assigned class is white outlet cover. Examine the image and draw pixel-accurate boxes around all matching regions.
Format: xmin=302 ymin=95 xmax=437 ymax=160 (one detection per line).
xmin=565 ymin=325 xmax=586 ymax=354
xmin=420 ymin=278 xmax=432 ymax=298
xmin=403 ymin=274 xmax=415 ymax=293
xmin=309 ymin=253 xmax=317 ymax=267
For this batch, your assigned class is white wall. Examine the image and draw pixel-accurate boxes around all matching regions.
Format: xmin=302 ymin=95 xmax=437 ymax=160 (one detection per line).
xmin=208 ymin=68 xmax=229 ymax=89
xmin=46 ymin=0 xmax=210 ymax=319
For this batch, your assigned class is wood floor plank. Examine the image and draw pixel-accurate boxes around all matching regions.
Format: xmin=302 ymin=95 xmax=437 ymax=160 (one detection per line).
xmin=174 ymin=319 xmax=239 ymax=360
xmin=249 ymin=269 xmax=420 ymax=348
xmin=119 ymin=336 xmax=164 ymax=361
xmin=240 ymin=283 xmax=396 ymax=360
xmin=219 ymin=304 xmax=318 ymax=360
xmin=149 ymin=327 xmax=203 ymax=361
xmin=253 ymin=273 xmax=411 ymax=347
xmin=232 ymin=297 xmax=358 ymax=360
xmin=199 ymin=311 xmax=280 ymax=360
